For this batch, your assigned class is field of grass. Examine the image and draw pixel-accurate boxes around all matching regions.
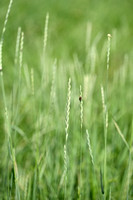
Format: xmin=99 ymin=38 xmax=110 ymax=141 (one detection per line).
xmin=0 ymin=0 xmax=133 ymax=199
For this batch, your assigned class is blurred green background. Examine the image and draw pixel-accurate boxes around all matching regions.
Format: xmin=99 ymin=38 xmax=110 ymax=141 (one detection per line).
xmin=0 ymin=0 xmax=133 ymax=66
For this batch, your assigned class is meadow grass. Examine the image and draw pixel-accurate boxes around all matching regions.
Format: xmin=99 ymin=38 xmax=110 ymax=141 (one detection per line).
xmin=0 ymin=0 xmax=133 ymax=199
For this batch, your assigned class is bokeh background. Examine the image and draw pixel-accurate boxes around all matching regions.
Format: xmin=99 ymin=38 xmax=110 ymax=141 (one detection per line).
xmin=0 ymin=0 xmax=133 ymax=65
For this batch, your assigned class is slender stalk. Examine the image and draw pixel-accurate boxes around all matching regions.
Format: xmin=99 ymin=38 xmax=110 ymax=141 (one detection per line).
xmin=0 ymin=57 xmax=13 ymax=200
xmin=13 ymin=31 xmax=24 ymax=123
xmin=0 ymin=71 xmax=11 ymax=142
xmin=104 ymin=109 xmax=108 ymax=199
xmin=78 ymin=85 xmax=83 ymax=199
xmin=42 ymin=13 xmax=49 ymax=86
xmin=0 ymin=0 xmax=14 ymax=198
xmin=109 ymin=187 xmax=111 ymax=200
xmin=101 ymin=85 xmax=108 ymax=199
xmin=102 ymin=34 xmax=111 ymax=199
xmin=64 ymin=78 xmax=71 ymax=199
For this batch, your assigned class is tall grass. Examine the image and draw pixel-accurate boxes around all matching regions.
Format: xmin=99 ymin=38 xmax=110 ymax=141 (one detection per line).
xmin=0 ymin=1 xmax=133 ymax=200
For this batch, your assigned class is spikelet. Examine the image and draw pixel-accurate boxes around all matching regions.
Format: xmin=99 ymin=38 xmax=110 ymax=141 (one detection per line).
xmin=0 ymin=0 xmax=13 ymax=71
xmin=43 ymin=13 xmax=49 ymax=54
xmin=15 ymin=27 xmax=21 ymax=66
xmin=107 ymin=34 xmax=111 ymax=70
xmin=64 ymin=144 xmax=67 ymax=176
xmin=86 ymin=130 xmax=94 ymax=166
xmin=64 ymin=78 xmax=71 ymax=179
xmin=65 ymin=78 xmax=71 ymax=142
xmin=19 ymin=32 xmax=24 ymax=69
xmin=59 ymin=79 xmax=71 ymax=190
xmin=1 ymin=0 xmax=13 ymax=43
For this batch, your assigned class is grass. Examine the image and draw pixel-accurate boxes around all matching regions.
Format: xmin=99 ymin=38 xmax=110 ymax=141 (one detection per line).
xmin=0 ymin=0 xmax=133 ymax=199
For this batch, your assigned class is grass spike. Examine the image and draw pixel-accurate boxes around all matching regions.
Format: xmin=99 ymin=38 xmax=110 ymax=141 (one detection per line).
xmin=107 ymin=34 xmax=111 ymax=70
xmin=65 ymin=78 xmax=71 ymax=142
xmin=19 ymin=32 xmax=24 ymax=69
xmin=43 ymin=12 xmax=49 ymax=54
xmin=15 ymin=27 xmax=21 ymax=66
xmin=86 ymin=130 xmax=94 ymax=166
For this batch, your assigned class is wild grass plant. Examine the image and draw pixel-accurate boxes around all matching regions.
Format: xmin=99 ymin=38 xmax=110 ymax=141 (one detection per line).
xmin=0 ymin=0 xmax=133 ymax=199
